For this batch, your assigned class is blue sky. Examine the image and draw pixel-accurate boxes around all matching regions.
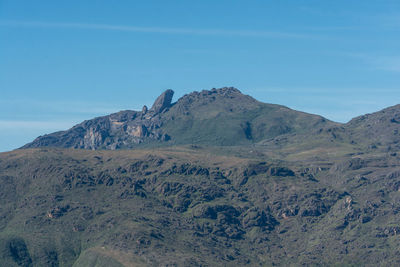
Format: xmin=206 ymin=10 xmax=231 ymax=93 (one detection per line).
xmin=1 ymin=0 xmax=400 ymax=152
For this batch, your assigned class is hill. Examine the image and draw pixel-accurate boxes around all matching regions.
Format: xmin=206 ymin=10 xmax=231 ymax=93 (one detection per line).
xmin=345 ymin=104 xmax=400 ymax=150
xmin=2 ymin=87 xmax=400 ymax=266
xmin=1 ymin=146 xmax=400 ymax=266
xmin=22 ymin=87 xmax=335 ymax=149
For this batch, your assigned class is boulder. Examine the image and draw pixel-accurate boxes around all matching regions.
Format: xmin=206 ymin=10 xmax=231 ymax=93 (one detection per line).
xmin=150 ymin=89 xmax=174 ymax=114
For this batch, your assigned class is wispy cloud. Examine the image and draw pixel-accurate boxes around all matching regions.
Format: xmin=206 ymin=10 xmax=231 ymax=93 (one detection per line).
xmin=0 ymin=98 xmax=138 ymax=115
xmin=0 ymin=120 xmax=76 ymax=130
xmin=374 ymin=13 xmax=400 ymax=29
xmin=370 ymin=56 xmax=400 ymax=72
xmin=0 ymin=20 xmax=314 ymax=39
xmin=344 ymin=52 xmax=400 ymax=73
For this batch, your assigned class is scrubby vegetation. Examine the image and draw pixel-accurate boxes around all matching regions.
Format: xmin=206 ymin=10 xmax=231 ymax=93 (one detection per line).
xmin=2 ymin=87 xmax=400 ymax=266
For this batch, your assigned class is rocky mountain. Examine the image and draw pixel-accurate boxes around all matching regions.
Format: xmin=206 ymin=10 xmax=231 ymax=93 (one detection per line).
xmin=2 ymin=87 xmax=400 ymax=266
xmin=22 ymin=89 xmax=176 ymax=150
xmin=22 ymin=87 xmax=400 ymax=153
xmin=345 ymin=104 xmax=400 ymax=149
xmin=22 ymin=87 xmax=335 ymax=149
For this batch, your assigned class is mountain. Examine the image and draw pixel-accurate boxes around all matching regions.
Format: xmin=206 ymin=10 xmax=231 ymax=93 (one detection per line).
xmin=22 ymin=87 xmax=335 ymax=149
xmin=1 ymin=145 xmax=400 ymax=266
xmin=345 ymin=104 xmax=400 ymax=149
xmin=2 ymin=87 xmax=400 ymax=266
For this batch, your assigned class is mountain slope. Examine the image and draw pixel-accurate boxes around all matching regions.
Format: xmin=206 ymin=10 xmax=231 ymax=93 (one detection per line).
xmin=1 ymin=147 xmax=400 ymax=266
xmin=345 ymin=104 xmax=400 ymax=149
xmin=5 ymin=87 xmax=400 ymax=266
xmin=22 ymin=87 xmax=335 ymax=149
xmin=255 ymin=104 xmax=400 ymax=161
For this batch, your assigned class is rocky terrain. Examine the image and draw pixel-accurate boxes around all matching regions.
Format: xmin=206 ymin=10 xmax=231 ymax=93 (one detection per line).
xmin=23 ymin=87 xmax=335 ymax=149
xmin=22 ymin=89 xmax=176 ymax=150
xmin=2 ymin=87 xmax=400 ymax=266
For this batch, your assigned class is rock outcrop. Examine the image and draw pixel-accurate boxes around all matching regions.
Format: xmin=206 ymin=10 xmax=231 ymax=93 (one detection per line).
xmin=142 ymin=105 xmax=148 ymax=114
xmin=150 ymin=89 xmax=174 ymax=114
xmin=22 ymin=90 xmax=177 ymax=150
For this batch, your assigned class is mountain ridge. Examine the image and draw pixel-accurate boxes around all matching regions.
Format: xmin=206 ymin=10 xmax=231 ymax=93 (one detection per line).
xmin=22 ymin=87 xmax=400 ymax=154
xmin=22 ymin=87 xmax=338 ymax=150
xmin=2 ymin=87 xmax=400 ymax=266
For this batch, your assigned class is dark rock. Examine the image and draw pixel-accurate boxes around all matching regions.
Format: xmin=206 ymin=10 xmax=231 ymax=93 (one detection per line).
xmin=173 ymin=192 xmax=192 ymax=212
xmin=212 ymin=223 xmax=244 ymax=239
xmin=157 ymin=182 xmax=184 ymax=196
xmin=335 ymin=220 xmax=349 ymax=230
xmin=242 ymin=208 xmax=278 ymax=230
xmin=150 ymin=89 xmax=174 ymax=114
xmin=142 ymin=105 xmax=148 ymax=114
xmin=239 ymin=176 xmax=248 ymax=186
xmin=269 ymin=167 xmax=295 ymax=177
xmin=199 ymin=186 xmax=224 ymax=201
xmin=119 ymin=181 xmax=147 ymax=199
xmin=361 ymin=216 xmax=372 ymax=224
xmin=300 ymin=198 xmax=328 ymax=217
xmin=243 ymin=162 xmax=269 ymax=176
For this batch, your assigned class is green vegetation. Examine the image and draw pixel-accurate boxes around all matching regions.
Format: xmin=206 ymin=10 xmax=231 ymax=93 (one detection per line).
xmin=3 ymin=88 xmax=400 ymax=266
xmin=1 ymin=144 xmax=400 ymax=266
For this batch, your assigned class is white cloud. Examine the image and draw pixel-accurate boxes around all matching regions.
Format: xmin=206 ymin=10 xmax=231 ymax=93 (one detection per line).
xmin=0 ymin=20 xmax=314 ymax=39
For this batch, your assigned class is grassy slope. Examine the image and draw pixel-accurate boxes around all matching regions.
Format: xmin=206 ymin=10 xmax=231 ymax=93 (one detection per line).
xmin=1 ymin=146 xmax=400 ymax=266
xmin=161 ymin=89 xmax=333 ymax=146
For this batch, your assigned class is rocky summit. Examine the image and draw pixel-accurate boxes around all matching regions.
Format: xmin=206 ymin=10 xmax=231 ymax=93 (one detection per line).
xmin=2 ymin=87 xmax=400 ymax=266
xmin=149 ymin=89 xmax=174 ymax=114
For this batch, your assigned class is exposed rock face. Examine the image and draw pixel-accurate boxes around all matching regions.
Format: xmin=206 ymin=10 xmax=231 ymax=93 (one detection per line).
xmin=19 ymin=88 xmax=210 ymax=149
xmin=22 ymin=90 xmax=176 ymax=150
xmin=150 ymin=89 xmax=174 ymax=114
xmin=142 ymin=105 xmax=148 ymax=114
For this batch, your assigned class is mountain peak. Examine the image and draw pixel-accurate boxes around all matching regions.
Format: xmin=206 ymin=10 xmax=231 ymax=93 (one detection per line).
xmin=150 ymin=89 xmax=174 ymax=114
xmin=184 ymin=87 xmax=243 ymax=98
xmin=22 ymin=87 xmax=334 ymax=149
xmin=211 ymin=86 xmax=241 ymax=94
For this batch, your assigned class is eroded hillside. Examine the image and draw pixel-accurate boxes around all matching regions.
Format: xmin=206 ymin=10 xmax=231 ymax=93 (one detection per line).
xmin=1 ymin=147 xmax=400 ymax=266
